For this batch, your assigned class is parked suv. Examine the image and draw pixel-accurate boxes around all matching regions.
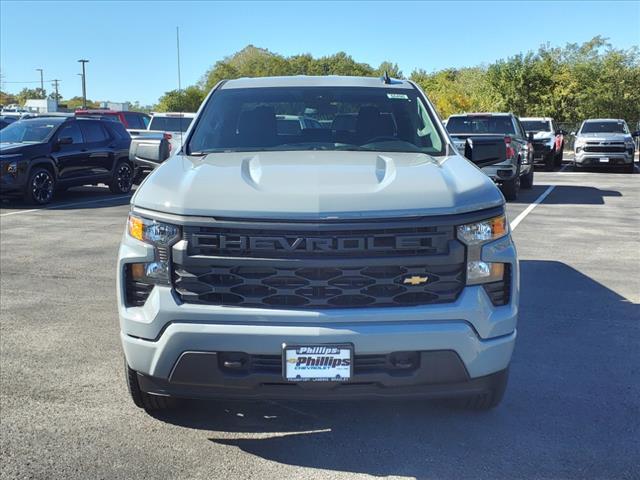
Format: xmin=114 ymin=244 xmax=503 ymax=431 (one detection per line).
xmin=446 ymin=113 xmax=534 ymax=200
xmin=118 ymin=76 xmax=519 ymax=412
xmin=520 ymin=117 xmax=565 ymax=170
xmin=0 ymin=116 xmax=133 ymax=204
xmin=573 ymin=119 xmax=638 ymax=173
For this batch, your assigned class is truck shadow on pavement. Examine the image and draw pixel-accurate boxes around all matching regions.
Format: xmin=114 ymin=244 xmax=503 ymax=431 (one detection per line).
xmin=511 ymin=184 xmax=622 ymax=205
xmin=151 ymin=260 xmax=639 ymax=479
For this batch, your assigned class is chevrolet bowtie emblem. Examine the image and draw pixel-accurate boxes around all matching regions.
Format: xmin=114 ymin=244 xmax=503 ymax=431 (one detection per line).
xmin=403 ymin=275 xmax=429 ymax=286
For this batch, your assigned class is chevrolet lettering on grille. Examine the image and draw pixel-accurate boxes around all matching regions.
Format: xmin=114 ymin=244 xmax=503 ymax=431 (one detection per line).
xmin=193 ymin=234 xmax=434 ymax=253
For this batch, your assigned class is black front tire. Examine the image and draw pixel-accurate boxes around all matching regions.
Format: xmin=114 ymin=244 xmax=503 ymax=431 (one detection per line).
xmin=544 ymin=152 xmax=555 ymax=171
xmin=24 ymin=167 xmax=55 ymax=205
xmin=501 ymin=175 xmax=520 ymax=201
xmin=521 ymin=168 xmax=534 ymax=189
xmin=624 ymin=162 xmax=635 ymax=174
xmin=125 ymin=360 xmax=177 ymax=412
xmin=555 ymin=143 xmax=564 ymax=167
xmin=109 ymin=160 xmax=134 ymax=194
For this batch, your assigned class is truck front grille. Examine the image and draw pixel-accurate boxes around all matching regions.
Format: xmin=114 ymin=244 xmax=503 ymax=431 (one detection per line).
xmin=171 ymin=213 xmax=487 ymax=309
xmin=174 ymin=261 xmax=465 ymax=308
xmin=584 ymin=143 xmax=625 ymax=153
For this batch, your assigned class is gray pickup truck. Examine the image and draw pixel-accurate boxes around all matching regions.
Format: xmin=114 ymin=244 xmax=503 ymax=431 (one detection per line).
xmin=446 ymin=113 xmax=534 ymax=200
xmin=573 ymin=118 xmax=638 ymax=173
xmin=117 ymin=76 xmax=519 ymax=412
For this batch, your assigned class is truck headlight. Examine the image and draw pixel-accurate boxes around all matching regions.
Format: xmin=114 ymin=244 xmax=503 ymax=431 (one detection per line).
xmin=457 ymin=215 xmax=507 ymax=245
xmin=574 ymin=138 xmax=585 ymax=151
xmin=126 ymin=213 xmax=180 ymax=286
xmin=457 ymin=215 xmax=509 ymax=286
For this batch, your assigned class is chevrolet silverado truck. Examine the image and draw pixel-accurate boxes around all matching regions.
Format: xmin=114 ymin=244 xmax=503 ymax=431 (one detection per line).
xmin=572 ymin=118 xmax=639 ymax=173
xmin=446 ymin=113 xmax=534 ymax=200
xmin=118 ymin=76 xmax=519 ymax=412
xmin=521 ymin=117 xmax=566 ymax=170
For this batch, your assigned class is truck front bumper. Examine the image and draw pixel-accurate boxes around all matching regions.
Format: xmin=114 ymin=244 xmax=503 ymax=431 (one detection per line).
xmin=118 ymin=232 xmax=519 ymax=400
xmin=575 ymin=150 xmax=634 ymax=167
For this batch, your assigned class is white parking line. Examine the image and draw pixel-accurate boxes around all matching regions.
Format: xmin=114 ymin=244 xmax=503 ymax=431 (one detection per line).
xmin=510 ymin=164 xmax=569 ymax=230
xmin=510 ymin=185 xmax=556 ymax=230
xmin=0 ymin=195 xmax=131 ymax=218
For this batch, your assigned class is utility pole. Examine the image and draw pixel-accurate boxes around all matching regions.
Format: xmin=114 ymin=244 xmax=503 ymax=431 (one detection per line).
xmin=51 ymin=79 xmax=60 ymax=109
xmin=51 ymin=79 xmax=60 ymax=99
xmin=36 ymin=68 xmax=44 ymax=96
xmin=77 ymin=59 xmax=89 ymax=108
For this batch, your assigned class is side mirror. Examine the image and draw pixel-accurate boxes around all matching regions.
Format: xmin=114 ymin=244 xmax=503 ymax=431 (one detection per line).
xmin=57 ymin=137 xmax=73 ymax=145
xmin=464 ymin=138 xmax=506 ymax=168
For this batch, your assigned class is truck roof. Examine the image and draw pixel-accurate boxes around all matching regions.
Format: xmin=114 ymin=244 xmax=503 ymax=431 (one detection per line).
xmin=448 ymin=112 xmax=512 ymax=117
xmin=520 ymin=117 xmax=553 ymax=122
xmin=220 ymin=75 xmax=412 ymax=90
xmin=583 ymin=118 xmax=626 ymax=122
xmin=151 ymin=112 xmax=196 ymax=118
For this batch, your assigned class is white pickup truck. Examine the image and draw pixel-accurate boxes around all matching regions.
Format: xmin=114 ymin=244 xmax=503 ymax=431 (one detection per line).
xmin=129 ymin=112 xmax=196 ymax=179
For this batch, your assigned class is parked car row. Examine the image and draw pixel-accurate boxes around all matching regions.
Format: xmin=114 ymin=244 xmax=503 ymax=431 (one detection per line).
xmin=1 ymin=81 xmax=638 ymax=206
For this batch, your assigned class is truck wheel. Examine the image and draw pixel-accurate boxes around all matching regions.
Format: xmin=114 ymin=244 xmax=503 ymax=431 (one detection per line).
xmin=109 ymin=160 xmax=134 ymax=194
xmin=555 ymin=144 xmax=564 ymax=167
xmin=456 ymin=369 xmax=509 ymax=411
xmin=520 ymin=168 xmax=534 ymax=189
xmin=24 ymin=167 xmax=55 ymax=205
xmin=501 ymin=175 xmax=520 ymax=201
xmin=624 ymin=162 xmax=635 ymax=174
xmin=125 ymin=360 xmax=177 ymax=412
xmin=545 ymin=152 xmax=555 ymax=171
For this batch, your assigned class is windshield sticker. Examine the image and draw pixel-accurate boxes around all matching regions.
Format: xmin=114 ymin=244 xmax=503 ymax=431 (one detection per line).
xmin=387 ymin=93 xmax=409 ymax=100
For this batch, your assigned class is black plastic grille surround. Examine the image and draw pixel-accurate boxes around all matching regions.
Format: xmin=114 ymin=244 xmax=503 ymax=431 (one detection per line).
xmin=124 ymin=264 xmax=153 ymax=307
xmin=170 ymin=213 xmax=491 ymax=309
xmin=482 ymin=264 xmax=511 ymax=306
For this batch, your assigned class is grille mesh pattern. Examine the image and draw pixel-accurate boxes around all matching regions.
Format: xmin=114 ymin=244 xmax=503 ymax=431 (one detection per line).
xmin=174 ymin=262 xmax=465 ymax=308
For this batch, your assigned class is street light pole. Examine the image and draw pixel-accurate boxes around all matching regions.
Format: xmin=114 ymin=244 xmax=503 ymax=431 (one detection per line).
xmin=36 ymin=68 xmax=44 ymax=95
xmin=77 ymin=59 xmax=89 ymax=109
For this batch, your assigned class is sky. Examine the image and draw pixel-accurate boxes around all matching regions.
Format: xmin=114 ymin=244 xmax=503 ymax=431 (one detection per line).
xmin=1 ymin=1 xmax=639 ymax=105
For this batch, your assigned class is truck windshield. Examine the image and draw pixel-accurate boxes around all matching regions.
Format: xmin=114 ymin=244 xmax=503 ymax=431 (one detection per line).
xmin=580 ymin=121 xmax=628 ymax=134
xmin=446 ymin=116 xmax=515 ymax=135
xmin=187 ymin=86 xmax=445 ymax=155
xmin=521 ymin=120 xmax=551 ymax=132
xmin=0 ymin=118 xmax=64 ymax=144
xmin=149 ymin=116 xmax=193 ymax=133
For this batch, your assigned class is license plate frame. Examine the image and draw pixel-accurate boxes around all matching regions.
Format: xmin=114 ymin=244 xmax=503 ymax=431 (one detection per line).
xmin=282 ymin=343 xmax=353 ymax=382
xmin=599 ymin=157 xmax=609 ymax=163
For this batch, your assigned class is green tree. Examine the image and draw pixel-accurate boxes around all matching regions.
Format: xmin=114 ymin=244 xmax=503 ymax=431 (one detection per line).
xmin=0 ymin=90 xmax=18 ymax=105
xmin=62 ymin=96 xmax=99 ymax=109
xmin=156 ymin=86 xmax=205 ymax=112
xmin=16 ymin=87 xmax=46 ymax=104
xmin=375 ymin=61 xmax=403 ymax=79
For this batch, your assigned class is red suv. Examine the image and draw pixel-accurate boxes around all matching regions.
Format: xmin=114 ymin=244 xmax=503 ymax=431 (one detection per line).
xmin=75 ymin=110 xmax=150 ymax=130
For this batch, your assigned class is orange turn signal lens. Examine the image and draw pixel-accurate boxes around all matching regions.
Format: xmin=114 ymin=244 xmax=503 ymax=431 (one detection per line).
xmin=127 ymin=214 xmax=144 ymax=242
xmin=130 ymin=263 xmax=146 ymax=281
xmin=490 ymin=215 xmax=507 ymax=237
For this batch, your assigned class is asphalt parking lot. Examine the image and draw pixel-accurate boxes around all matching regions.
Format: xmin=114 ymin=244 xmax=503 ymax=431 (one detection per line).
xmin=1 ymin=155 xmax=639 ymax=480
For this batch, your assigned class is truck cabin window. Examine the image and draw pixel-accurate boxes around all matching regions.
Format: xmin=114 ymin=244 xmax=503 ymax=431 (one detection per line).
xmin=187 ymin=86 xmax=444 ymax=155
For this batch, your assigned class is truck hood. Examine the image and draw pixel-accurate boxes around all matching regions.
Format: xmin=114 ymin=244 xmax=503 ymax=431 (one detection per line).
xmin=577 ymin=133 xmax=631 ymax=142
xmin=132 ymin=151 xmax=504 ymax=219
xmin=532 ymin=131 xmax=554 ymax=140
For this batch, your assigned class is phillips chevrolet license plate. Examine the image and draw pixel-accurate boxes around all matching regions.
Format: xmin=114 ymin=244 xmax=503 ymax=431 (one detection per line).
xmin=283 ymin=344 xmax=353 ymax=382
xmin=599 ymin=157 xmax=609 ymax=163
